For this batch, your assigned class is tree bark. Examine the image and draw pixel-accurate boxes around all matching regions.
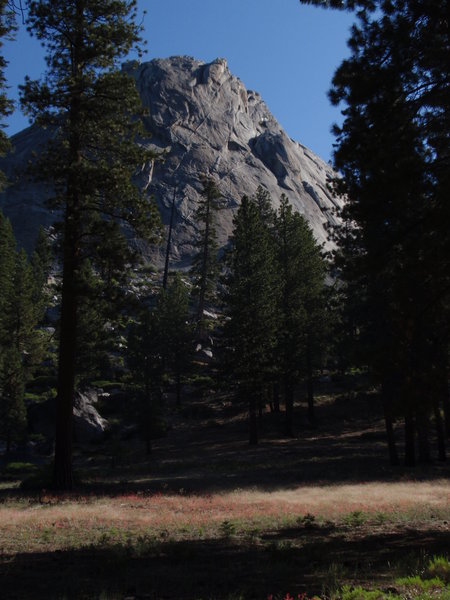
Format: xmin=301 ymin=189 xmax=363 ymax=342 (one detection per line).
xmin=404 ymin=410 xmax=416 ymax=467
xmin=306 ymin=341 xmax=317 ymax=428
xmin=176 ymin=371 xmax=181 ymax=407
xmin=53 ymin=3 xmax=83 ymax=491
xmin=273 ymin=382 xmax=280 ymax=413
xmin=416 ymin=410 xmax=431 ymax=464
xmin=284 ymin=378 xmax=295 ymax=438
xmin=433 ymin=397 xmax=446 ymax=462
xmin=249 ymin=395 xmax=258 ymax=445
xmin=163 ymin=186 xmax=176 ymax=291
xmin=381 ymin=382 xmax=399 ymax=466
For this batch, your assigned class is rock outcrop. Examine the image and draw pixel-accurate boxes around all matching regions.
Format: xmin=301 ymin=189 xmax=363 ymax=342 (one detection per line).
xmin=0 ymin=56 xmax=341 ymax=264
xmin=28 ymin=389 xmax=109 ymax=444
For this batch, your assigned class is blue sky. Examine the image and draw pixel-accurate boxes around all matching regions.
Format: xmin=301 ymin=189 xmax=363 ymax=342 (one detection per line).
xmin=3 ymin=0 xmax=354 ymax=162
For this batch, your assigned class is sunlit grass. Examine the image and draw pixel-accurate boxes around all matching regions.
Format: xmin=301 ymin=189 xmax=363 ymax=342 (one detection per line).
xmin=0 ymin=480 xmax=448 ymax=555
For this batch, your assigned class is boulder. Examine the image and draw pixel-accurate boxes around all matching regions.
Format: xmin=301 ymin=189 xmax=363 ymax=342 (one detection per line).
xmin=28 ymin=389 xmax=109 ymax=444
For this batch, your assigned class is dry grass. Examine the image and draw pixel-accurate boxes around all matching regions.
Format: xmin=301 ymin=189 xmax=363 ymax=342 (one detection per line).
xmin=0 ymin=480 xmax=448 ymax=556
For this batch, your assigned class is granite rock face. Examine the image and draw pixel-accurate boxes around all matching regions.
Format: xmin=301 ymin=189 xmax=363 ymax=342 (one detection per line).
xmin=0 ymin=56 xmax=341 ymax=264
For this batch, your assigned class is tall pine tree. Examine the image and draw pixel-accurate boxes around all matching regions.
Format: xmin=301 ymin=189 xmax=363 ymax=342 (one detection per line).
xmin=20 ymin=0 xmax=161 ymax=489
xmin=224 ymin=196 xmax=279 ymax=444
xmin=324 ymin=0 xmax=449 ymax=464
xmin=275 ymin=195 xmax=326 ymax=436
xmin=191 ymin=175 xmax=222 ymax=330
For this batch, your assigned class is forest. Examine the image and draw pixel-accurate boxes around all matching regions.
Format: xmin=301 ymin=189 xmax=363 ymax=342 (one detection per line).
xmin=0 ymin=1 xmax=448 ymax=599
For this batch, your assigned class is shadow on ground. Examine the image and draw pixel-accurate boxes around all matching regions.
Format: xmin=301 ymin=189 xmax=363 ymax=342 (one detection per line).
xmin=1 ymin=522 xmax=449 ymax=599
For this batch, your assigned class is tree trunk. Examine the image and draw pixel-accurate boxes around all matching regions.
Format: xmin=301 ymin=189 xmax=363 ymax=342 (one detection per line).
xmin=197 ymin=198 xmax=210 ymax=326
xmin=443 ymin=383 xmax=450 ymax=438
xmin=176 ymin=371 xmax=181 ymax=407
xmin=144 ymin=372 xmax=152 ymax=456
xmin=284 ymin=378 xmax=295 ymax=438
xmin=416 ymin=410 xmax=431 ymax=464
xmin=53 ymin=209 xmax=79 ymax=490
xmin=381 ymin=382 xmax=399 ymax=466
xmin=163 ymin=186 xmax=177 ymax=291
xmin=433 ymin=398 xmax=446 ymax=461
xmin=306 ymin=336 xmax=317 ymax=428
xmin=404 ymin=410 xmax=416 ymax=467
xmin=53 ymin=8 xmax=83 ymax=491
xmin=273 ymin=382 xmax=280 ymax=413
xmin=249 ymin=395 xmax=258 ymax=445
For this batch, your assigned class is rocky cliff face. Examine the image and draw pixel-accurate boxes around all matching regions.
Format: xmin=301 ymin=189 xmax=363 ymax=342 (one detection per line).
xmin=1 ymin=56 xmax=341 ymax=264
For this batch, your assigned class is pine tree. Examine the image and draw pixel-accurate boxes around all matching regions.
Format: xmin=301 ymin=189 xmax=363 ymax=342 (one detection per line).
xmin=127 ymin=308 xmax=163 ymax=455
xmin=224 ymin=196 xmax=279 ymax=444
xmin=191 ymin=175 xmax=222 ymax=329
xmin=0 ymin=0 xmax=15 ymax=190
xmin=275 ymin=195 xmax=326 ymax=436
xmin=154 ymin=274 xmax=192 ymax=406
xmin=20 ymin=0 xmax=161 ymax=489
xmin=0 ymin=346 xmax=26 ymax=452
xmin=0 ymin=210 xmax=16 ymax=345
xmin=326 ymin=0 xmax=449 ymax=464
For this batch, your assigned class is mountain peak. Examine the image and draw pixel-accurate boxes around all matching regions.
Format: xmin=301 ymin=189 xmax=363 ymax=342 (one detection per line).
xmin=1 ymin=56 xmax=341 ymax=264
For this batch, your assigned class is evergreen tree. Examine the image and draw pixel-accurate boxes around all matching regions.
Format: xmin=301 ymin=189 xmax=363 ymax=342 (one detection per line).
xmin=253 ymin=185 xmax=276 ymax=230
xmin=0 ymin=226 xmax=47 ymax=451
xmin=30 ymin=227 xmax=52 ymax=316
xmin=154 ymin=274 xmax=192 ymax=406
xmin=0 ymin=210 xmax=16 ymax=344
xmin=0 ymin=0 xmax=15 ymax=190
xmin=0 ymin=346 xmax=26 ymax=452
xmin=191 ymin=175 xmax=222 ymax=328
xmin=275 ymin=195 xmax=326 ymax=436
xmin=224 ymin=196 xmax=279 ymax=444
xmin=20 ymin=0 xmax=161 ymax=489
xmin=127 ymin=308 xmax=163 ymax=455
xmin=325 ymin=0 xmax=449 ymax=464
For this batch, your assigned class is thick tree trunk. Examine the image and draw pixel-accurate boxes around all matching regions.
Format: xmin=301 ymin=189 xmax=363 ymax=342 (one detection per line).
xmin=381 ymin=382 xmax=399 ymax=466
xmin=249 ymin=395 xmax=258 ymax=445
xmin=404 ymin=410 xmax=416 ymax=467
xmin=53 ymin=8 xmax=83 ymax=491
xmin=53 ymin=237 xmax=77 ymax=490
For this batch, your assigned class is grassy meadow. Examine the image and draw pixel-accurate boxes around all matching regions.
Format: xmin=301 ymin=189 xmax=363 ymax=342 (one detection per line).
xmin=0 ymin=380 xmax=449 ymax=599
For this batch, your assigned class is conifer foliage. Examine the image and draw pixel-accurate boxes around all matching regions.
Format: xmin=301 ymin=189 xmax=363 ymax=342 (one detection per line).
xmin=0 ymin=212 xmax=47 ymax=452
xmin=191 ymin=175 xmax=222 ymax=328
xmin=224 ymin=196 xmax=279 ymax=444
xmin=314 ymin=0 xmax=449 ymax=463
xmin=20 ymin=0 xmax=161 ymax=489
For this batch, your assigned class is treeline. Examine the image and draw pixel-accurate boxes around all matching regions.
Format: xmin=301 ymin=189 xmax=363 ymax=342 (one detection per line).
xmin=0 ymin=0 xmax=448 ymax=489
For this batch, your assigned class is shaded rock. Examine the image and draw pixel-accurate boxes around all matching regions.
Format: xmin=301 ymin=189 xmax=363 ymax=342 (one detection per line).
xmin=28 ymin=389 xmax=109 ymax=444
xmin=73 ymin=389 xmax=109 ymax=443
